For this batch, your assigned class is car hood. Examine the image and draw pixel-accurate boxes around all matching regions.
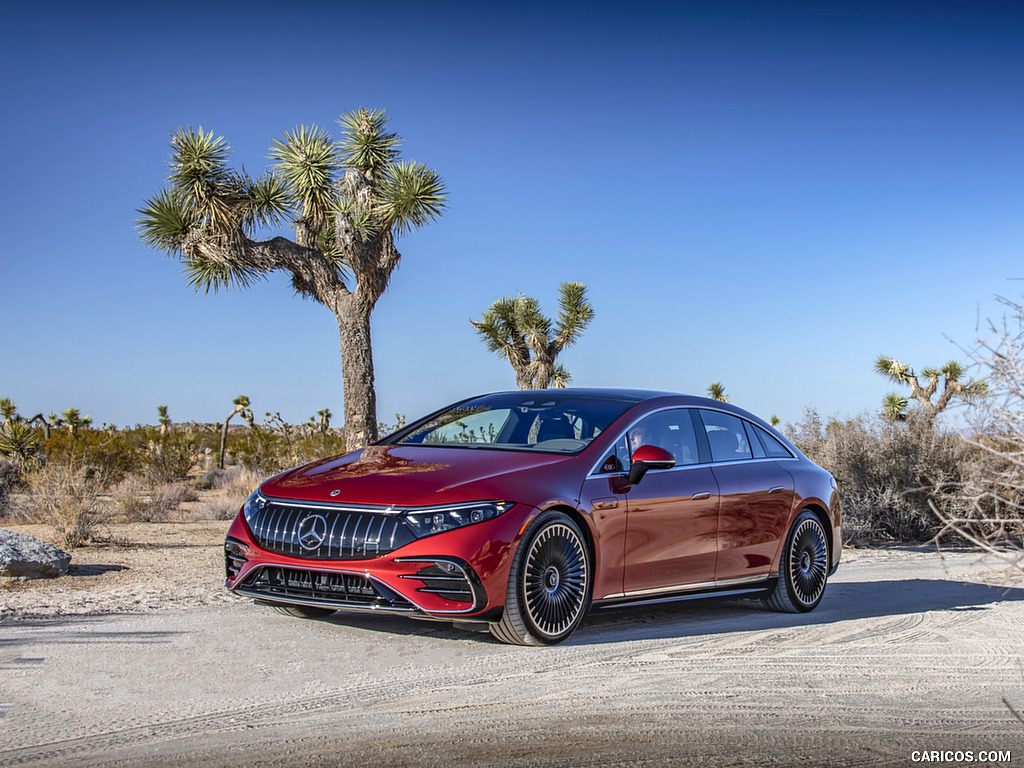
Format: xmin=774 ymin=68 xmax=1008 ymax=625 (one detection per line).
xmin=260 ymin=445 xmax=578 ymax=507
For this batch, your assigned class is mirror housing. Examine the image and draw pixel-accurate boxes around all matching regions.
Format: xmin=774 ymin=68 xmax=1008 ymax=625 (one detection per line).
xmin=627 ymin=444 xmax=676 ymax=485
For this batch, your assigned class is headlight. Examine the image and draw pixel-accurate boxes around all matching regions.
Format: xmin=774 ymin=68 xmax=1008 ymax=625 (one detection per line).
xmin=403 ymin=502 xmax=513 ymax=538
xmin=242 ymin=489 xmax=267 ymax=526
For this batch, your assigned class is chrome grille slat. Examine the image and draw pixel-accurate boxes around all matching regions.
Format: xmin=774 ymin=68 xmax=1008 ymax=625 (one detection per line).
xmin=247 ymin=501 xmax=416 ymax=560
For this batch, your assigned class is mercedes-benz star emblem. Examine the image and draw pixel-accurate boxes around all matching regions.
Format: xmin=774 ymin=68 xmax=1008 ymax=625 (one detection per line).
xmin=297 ymin=514 xmax=328 ymax=550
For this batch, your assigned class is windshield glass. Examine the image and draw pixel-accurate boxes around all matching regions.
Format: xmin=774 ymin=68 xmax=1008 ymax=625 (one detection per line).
xmin=383 ymin=393 xmax=638 ymax=453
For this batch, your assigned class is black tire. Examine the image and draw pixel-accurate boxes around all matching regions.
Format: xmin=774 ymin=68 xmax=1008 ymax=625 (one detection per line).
xmin=764 ymin=510 xmax=830 ymax=613
xmin=271 ymin=604 xmax=336 ymax=619
xmin=490 ymin=511 xmax=591 ymax=646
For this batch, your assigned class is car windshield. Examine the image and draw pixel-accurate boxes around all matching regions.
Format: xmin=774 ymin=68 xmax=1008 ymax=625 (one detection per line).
xmin=383 ymin=393 xmax=638 ymax=454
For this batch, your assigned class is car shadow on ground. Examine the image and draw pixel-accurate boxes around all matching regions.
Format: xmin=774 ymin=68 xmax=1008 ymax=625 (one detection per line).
xmin=567 ymin=577 xmax=1024 ymax=646
xmin=311 ymin=576 xmax=1023 ymax=645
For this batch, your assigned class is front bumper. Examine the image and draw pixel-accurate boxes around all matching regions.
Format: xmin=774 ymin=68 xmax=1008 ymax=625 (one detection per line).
xmin=223 ymin=505 xmax=525 ymax=619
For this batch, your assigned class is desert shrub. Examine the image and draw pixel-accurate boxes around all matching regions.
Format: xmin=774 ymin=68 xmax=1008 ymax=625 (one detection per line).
xmin=0 ymin=421 xmax=41 ymax=470
xmin=144 ymin=429 xmax=201 ymax=484
xmin=144 ymin=482 xmax=199 ymax=521
xmin=229 ymin=424 xmax=288 ymax=474
xmin=190 ymin=466 xmax=262 ymax=520
xmin=788 ymin=409 xmax=971 ymax=543
xmin=111 ymin=473 xmax=151 ymax=519
xmin=43 ymin=428 xmax=141 ymax=485
xmin=191 ymin=467 xmax=224 ymax=491
xmin=24 ymin=459 xmax=112 ymax=548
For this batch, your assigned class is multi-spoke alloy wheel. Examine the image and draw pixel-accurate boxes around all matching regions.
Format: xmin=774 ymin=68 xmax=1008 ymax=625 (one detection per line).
xmin=764 ymin=510 xmax=830 ymax=613
xmin=490 ymin=512 xmax=591 ymax=646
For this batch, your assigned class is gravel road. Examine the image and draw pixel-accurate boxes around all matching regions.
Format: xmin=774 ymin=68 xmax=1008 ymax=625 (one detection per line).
xmin=1 ymin=546 xmax=1022 ymax=767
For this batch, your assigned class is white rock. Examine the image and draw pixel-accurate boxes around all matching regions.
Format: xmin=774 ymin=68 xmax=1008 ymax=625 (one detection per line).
xmin=0 ymin=529 xmax=71 ymax=580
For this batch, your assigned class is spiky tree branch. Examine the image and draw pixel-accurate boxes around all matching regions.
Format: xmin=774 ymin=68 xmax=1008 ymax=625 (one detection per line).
xmin=875 ymin=355 xmax=987 ymax=424
xmin=471 ymin=283 xmax=595 ymax=390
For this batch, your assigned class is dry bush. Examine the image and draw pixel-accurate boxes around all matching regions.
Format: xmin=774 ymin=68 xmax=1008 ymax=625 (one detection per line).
xmin=932 ymin=296 xmax=1024 ymax=577
xmin=190 ymin=466 xmax=262 ymax=520
xmin=788 ymin=409 xmax=971 ymax=543
xmin=148 ymin=482 xmax=199 ymax=520
xmin=24 ymin=460 xmax=113 ymax=548
xmin=111 ymin=473 xmax=150 ymax=519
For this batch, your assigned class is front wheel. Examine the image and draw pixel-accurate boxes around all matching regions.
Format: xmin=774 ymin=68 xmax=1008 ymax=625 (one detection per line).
xmin=764 ymin=510 xmax=830 ymax=613
xmin=490 ymin=511 xmax=591 ymax=646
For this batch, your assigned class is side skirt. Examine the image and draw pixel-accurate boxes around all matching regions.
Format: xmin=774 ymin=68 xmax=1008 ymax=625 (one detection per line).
xmin=592 ymin=580 xmax=776 ymax=611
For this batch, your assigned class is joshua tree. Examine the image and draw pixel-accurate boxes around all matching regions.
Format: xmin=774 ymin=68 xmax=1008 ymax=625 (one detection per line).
xmin=61 ymin=408 xmax=92 ymax=436
xmin=471 ymin=282 xmax=595 ymax=390
xmin=157 ymin=405 xmax=171 ymax=436
xmin=0 ymin=398 xmax=17 ymax=425
xmin=219 ymin=395 xmax=251 ymax=470
xmin=706 ymin=382 xmax=729 ymax=402
xmin=26 ymin=414 xmax=52 ymax=440
xmin=137 ymin=109 xmax=447 ymax=450
xmin=874 ymin=355 xmax=987 ymax=424
xmin=314 ymin=408 xmax=332 ymax=435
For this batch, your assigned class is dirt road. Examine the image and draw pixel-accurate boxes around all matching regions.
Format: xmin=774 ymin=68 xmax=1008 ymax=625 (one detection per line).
xmin=1 ymin=547 xmax=1022 ymax=767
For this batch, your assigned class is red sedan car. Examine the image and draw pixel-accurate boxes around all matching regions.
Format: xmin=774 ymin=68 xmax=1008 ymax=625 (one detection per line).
xmin=225 ymin=389 xmax=840 ymax=645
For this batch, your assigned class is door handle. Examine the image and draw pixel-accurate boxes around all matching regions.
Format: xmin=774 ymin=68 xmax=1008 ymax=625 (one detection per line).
xmin=768 ymin=486 xmax=785 ymax=494
xmin=691 ymin=491 xmax=712 ymax=500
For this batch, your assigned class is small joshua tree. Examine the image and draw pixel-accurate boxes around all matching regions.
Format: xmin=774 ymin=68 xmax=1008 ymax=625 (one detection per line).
xmin=157 ymin=405 xmax=171 ymax=436
xmin=471 ymin=282 xmax=595 ymax=390
xmin=874 ymin=355 xmax=987 ymax=425
xmin=0 ymin=398 xmax=17 ymax=425
xmin=61 ymin=408 xmax=92 ymax=436
xmin=706 ymin=382 xmax=729 ymax=402
xmin=219 ymin=395 xmax=251 ymax=469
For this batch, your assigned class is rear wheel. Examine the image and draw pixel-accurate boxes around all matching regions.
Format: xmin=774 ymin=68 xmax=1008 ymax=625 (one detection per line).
xmin=271 ymin=604 xmax=335 ymax=619
xmin=490 ymin=511 xmax=591 ymax=646
xmin=764 ymin=510 xmax=830 ymax=613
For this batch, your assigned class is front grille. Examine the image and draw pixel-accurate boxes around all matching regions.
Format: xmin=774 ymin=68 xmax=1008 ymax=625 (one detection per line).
xmin=247 ymin=501 xmax=417 ymax=560
xmin=237 ymin=565 xmax=416 ymax=610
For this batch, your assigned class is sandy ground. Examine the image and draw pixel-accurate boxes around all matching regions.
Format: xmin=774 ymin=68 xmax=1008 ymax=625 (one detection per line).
xmin=0 ymin=523 xmax=1022 ymax=767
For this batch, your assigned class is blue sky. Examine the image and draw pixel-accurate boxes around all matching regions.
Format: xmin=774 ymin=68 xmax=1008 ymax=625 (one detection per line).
xmin=1 ymin=0 xmax=1021 ymax=430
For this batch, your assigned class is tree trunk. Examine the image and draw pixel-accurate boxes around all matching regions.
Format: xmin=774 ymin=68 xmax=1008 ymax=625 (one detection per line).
xmin=336 ymin=307 xmax=378 ymax=450
xmin=219 ymin=415 xmax=233 ymax=470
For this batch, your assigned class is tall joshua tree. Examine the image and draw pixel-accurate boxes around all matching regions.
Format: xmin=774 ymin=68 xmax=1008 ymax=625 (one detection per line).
xmin=874 ymin=355 xmax=987 ymax=424
xmin=472 ymin=282 xmax=595 ymax=390
xmin=137 ymin=109 xmax=447 ymax=450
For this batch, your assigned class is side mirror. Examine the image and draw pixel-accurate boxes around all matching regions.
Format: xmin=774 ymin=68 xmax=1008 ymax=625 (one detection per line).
xmin=628 ymin=444 xmax=676 ymax=485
